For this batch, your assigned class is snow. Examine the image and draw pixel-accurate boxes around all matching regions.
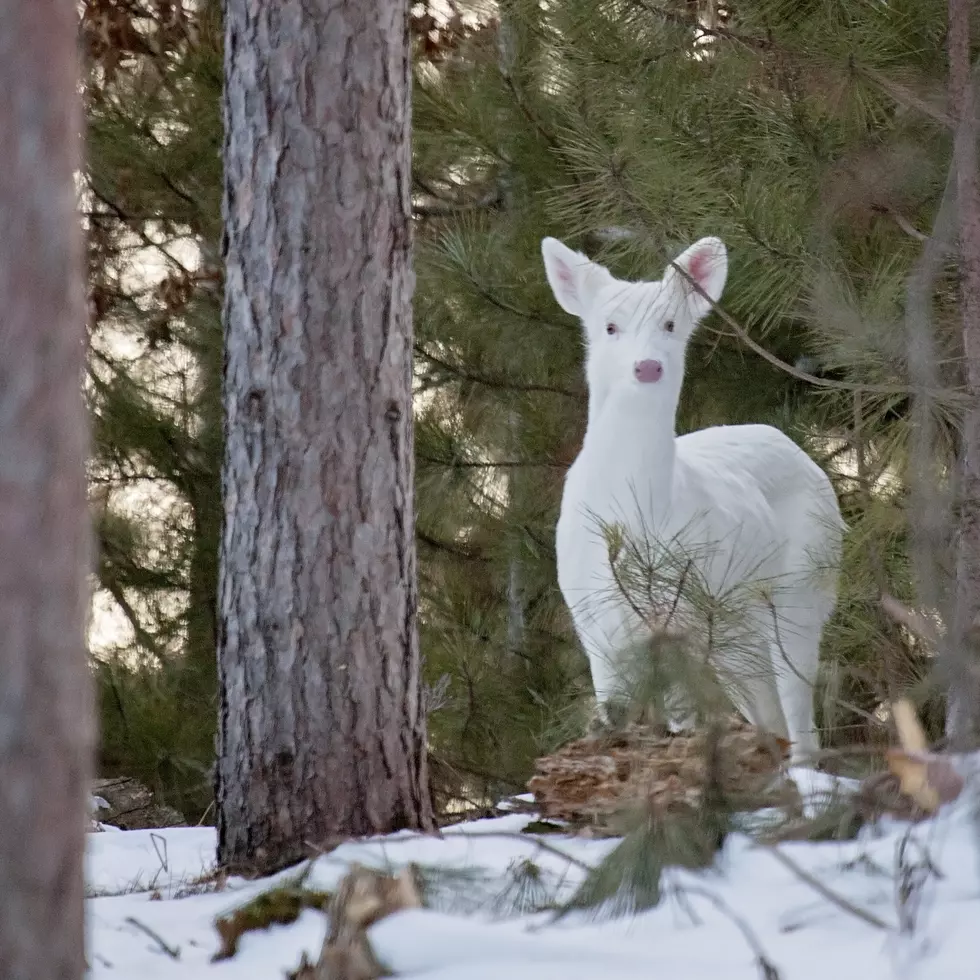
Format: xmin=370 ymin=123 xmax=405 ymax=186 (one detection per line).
xmin=86 ymin=780 xmax=980 ymax=979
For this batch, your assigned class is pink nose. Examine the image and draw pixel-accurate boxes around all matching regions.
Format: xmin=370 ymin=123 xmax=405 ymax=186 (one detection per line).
xmin=634 ymin=359 xmax=664 ymax=384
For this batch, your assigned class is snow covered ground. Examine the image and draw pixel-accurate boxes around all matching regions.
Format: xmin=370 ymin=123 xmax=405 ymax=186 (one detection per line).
xmin=87 ymin=773 xmax=980 ymax=979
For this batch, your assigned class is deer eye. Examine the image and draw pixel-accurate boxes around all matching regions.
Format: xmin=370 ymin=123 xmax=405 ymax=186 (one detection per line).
xmin=606 ymin=322 xmax=618 ymax=336
xmin=664 ymin=320 xmax=675 ymax=333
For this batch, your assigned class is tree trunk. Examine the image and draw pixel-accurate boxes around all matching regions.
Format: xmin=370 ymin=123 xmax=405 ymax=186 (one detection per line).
xmin=217 ymin=0 xmax=435 ymax=874
xmin=0 ymin=2 xmax=93 ymax=977
xmin=498 ymin=0 xmax=537 ymax=663
xmin=947 ymin=0 xmax=980 ymax=747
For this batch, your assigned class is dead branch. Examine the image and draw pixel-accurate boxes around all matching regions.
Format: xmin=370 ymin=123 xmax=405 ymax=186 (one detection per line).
xmin=757 ymin=845 xmax=890 ymax=931
xmin=674 ymin=883 xmax=782 ymax=980
xmin=879 ymin=594 xmax=942 ymax=649
xmin=124 ymin=917 xmax=181 ymax=959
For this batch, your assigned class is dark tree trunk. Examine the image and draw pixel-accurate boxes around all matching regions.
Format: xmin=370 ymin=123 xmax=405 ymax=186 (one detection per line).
xmin=217 ymin=0 xmax=435 ymax=873
xmin=0 ymin=2 xmax=93 ymax=977
xmin=947 ymin=0 xmax=980 ymax=747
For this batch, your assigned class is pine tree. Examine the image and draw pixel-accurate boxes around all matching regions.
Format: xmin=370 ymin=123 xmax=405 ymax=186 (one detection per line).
xmin=216 ymin=0 xmax=435 ymax=873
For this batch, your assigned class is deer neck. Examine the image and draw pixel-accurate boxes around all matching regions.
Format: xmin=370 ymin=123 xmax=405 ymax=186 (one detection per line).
xmin=579 ymin=385 xmax=678 ymax=519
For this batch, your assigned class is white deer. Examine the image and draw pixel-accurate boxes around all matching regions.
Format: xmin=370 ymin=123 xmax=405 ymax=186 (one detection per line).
xmin=541 ymin=235 xmax=845 ymax=765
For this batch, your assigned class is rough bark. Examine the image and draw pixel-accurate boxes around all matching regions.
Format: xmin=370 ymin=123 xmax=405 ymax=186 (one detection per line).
xmin=0 ymin=2 xmax=93 ymax=977
xmin=947 ymin=0 xmax=980 ymax=746
xmin=217 ymin=0 xmax=435 ymax=874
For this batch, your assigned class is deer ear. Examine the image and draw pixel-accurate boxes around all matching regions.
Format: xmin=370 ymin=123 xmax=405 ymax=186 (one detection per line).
xmin=666 ymin=237 xmax=728 ymax=321
xmin=541 ymin=237 xmax=598 ymax=317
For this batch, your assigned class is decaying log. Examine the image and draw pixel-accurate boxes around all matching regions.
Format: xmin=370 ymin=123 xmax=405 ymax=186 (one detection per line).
xmin=528 ymin=719 xmax=793 ymax=830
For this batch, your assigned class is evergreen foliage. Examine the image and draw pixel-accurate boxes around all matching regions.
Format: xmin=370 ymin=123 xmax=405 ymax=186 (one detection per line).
xmin=82 ymin=0 xmax=972 ymax=820
xmin=412 ymin=0 xmax=965 ymax=792
xmin=82 ymin=0 xmax=224 ymax=818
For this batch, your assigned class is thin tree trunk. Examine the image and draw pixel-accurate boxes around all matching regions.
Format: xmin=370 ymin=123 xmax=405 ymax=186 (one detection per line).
xmin=499 ymin=3 xmax=525 ymax=660
xmin=217 ymin=0 xmax=435 ymax=874
xmin=186 ymin=490 xmax=219 ymax=678
xmin=947 ymin=0 xmax=980 ymax=747
xmin=0 ymin=2 xmax=93 ymax=976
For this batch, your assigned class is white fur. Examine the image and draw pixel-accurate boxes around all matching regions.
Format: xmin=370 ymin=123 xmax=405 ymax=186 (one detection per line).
xmin=542 ymin=235 xmax=845 ymax=764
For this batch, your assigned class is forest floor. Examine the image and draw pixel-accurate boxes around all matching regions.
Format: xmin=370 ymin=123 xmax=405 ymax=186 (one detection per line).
xmin=86 ymin=768 xmax=979 ymax=979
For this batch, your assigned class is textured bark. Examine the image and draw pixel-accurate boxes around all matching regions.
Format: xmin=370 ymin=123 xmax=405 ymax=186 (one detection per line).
xmin=217 ymin=0 xmax=434 ymax=873
xmin=0 ymin=2 xmax=93 ymax=977
xmin=947 ymin=0 xmax=980 ymax=746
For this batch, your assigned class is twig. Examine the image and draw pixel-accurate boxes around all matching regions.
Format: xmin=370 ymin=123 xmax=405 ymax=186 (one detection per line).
xmin=672 ymin=259 xmax=951 ymax=400
xmin=436 ymin=829 xmax=594 ymax=874
xmin=663 ymin=559 xmax=693 ymax=633
xmin=600 ymin=512 xmax=693 ymax=643
xmin=414 ymin=187 xmax=502 ymax=218
xmin=806 ymin=743 xmax=897 ymax=763
xmin=150 ymin=832 xmax=169 ymax=874
xmin=879 ymin=594 xmax=942 ymax=649
xmin=322 ymin=825 xmax=595 ymax=875
xmin=88 ymin=185 xmax=196 ymax=277
xmin=766 ymin=598 xmax=883 ymax=729
xmin=124 ymin=917 xmax=181 ymax=959
xmin=758 ymin=844 xmax=890 ymax=931
xmin=873 ymin=205 xmax=930 ymax=244
xmin=415 ymin=345 xmax=583 ymax=399
xmin=420 ymin=454 xmax=568 ymax=470
xmin=607 ymin=533 xmax=669 ymax=637
xmin=675 ymin=883 xmax=782 ymax=980
xmin=631 ymin=0 xmax=769 ymax=54
xmin=895 ymin=828 xmax=942 ymax=935
xmin=501 ymin=72 xmax=559 ymax=150
xmin=417 ymin=528 xmax=493 ymax=563
xmin=855 ymin=64 xmax=954 ymax=130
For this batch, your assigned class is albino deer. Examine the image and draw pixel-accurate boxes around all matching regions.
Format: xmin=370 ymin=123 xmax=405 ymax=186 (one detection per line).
xmin=541 ymin=235 xmax=845 ymax=765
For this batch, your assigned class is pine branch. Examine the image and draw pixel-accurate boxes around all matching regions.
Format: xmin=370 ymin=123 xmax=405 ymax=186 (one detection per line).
xmin=672 ymin=261 xmax=957 ymax=402
xmin=417 ymin=531 xmax=492 ymax=564
xmin=415 ymin=345 xmax=584 ymax=399
xmin=464 ymin=279 xmax=576 ymax=333
xmin=420 ymin=455 xmax=568 ymax=469
xmin=413 ymin=184 xmax=503 ymax=218
xmin=87 ymin=184 xmax=196 ymax=277
xmin=855 ymin=65 xmax=953 ymax=130
xmin=102 ymin=579 xmax=166 ymax=663
xmin=630 ymin=0 xmax=770 ymax=53
xmin=501 ymin=72 xmax=559 ymax=150
xmin=765 ymin=597 xmax=883 ymax=732
xmin=633 ymin=0 xmax=953 ymax=134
